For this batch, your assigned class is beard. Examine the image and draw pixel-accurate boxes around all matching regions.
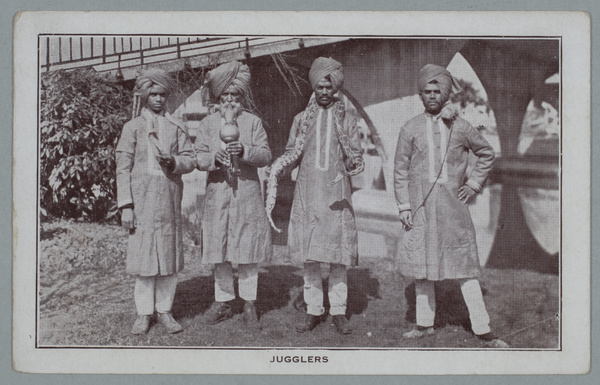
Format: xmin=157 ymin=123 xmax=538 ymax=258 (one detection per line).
xmin=425 ymin=101 xmax=442 ymax=115
xmin=219 ymin=100 xmax=243 ymax=121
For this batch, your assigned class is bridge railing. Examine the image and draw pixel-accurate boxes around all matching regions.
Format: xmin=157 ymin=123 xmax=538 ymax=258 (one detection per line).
xmin=40 ymin=36 xmax=295 ymax=74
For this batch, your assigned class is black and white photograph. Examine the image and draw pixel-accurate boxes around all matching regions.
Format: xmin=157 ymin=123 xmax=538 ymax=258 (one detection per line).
xmin=12 ymin=11 xmax=590 ymax=374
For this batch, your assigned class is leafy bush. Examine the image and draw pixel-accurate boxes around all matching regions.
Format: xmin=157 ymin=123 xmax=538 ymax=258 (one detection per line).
xmin=182 ymin=194 xmax=205 ymax=247
xmin=40 ymin=69 xmax=132 ymax=221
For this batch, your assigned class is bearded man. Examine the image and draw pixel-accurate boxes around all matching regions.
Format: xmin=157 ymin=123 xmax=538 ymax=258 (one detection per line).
xmin=116 ymin=68 xmax=196 ymax=335
xmin=394 ymin=64 xmax=508 ymax=348
xmin=195 ymin=61 xmax=272 ymax=331
xmin=268 ymin=57 xmax=364 ymax=335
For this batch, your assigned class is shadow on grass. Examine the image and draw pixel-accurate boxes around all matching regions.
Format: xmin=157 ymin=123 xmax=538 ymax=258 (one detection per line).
xmin=171 ymin=275 xmax=215 ymax=319
xmin=172 ymin=265 xmax=383 ymax=321
xmin=172 ymin=265 xmax=306 ymax=319
xmin=404 ymin=280 xmax=486 ymax=331
xmin=257 ymin=265 xmax=304 ymax=315
xmin=40 ymin=225 xmax=67 ymax=241
xmin=280 ymin=267 xmax=382 ymax=319
xmin=347 ymin=268 xmax=381 ymax=318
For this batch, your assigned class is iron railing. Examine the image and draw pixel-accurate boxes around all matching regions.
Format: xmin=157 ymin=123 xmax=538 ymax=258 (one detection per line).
xmin=40 ymin=36 xmax=303 ymax=74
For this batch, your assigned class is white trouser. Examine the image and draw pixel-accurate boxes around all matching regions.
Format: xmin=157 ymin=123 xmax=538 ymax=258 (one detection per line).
xmin=214 ymin=262 xmax=259 ymax=302
xmin=304 ymin=262 xmax=347 ymax=316
xmin=134 ymin=274 xmax=178 ymax=316
xmin=415 ymin=278 xmax=491 ymax=335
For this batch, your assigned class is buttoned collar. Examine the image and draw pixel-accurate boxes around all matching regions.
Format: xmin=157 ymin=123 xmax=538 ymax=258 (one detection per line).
xmin=425 ymin=111 xmax=442 ymax=120
xmin=141 ymin=107 xmax=166 ymax=119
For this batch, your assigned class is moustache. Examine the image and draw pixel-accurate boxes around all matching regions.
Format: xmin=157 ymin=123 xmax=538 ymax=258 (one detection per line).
xmin=221 ymin=99 xmax=242 ymax=108
xmin=220 ymin=101 xmax=242 ymax=111
xmin=220 ymin=101 xmax=242 ymax=116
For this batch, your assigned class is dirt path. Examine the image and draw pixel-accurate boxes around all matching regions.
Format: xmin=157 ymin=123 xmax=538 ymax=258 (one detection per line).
xmin=37 ymin=219 xmax=560 ymax=349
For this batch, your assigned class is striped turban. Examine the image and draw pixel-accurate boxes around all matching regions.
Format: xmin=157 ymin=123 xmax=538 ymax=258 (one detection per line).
xmin=206 ymin=61 xmax=251 ymax=100
xmin=309 ymin=57 xmax=344 ymax=92
xmin=134 ymin=68 xmax=176 ymax=102
xmin=417 ymin=64 xmax=462 ymax=102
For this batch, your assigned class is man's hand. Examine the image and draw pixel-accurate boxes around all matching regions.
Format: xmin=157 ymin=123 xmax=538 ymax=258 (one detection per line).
xmin=156 ymin=154 xmax=175 ymax=170
xmin=458 ymin=184 xmax=477 ymax=203
xmin=121 ymin=208 xmax=136 ymax=231
xmin=345 ymin=157 xmax=357 ymax=171
xmin=226 ymin=141 xmax=244 ymax=157
xmin=215 ymin=149 xmax=231 ymax=167
xmin=399 ymin=210 xmax=413 ymax=230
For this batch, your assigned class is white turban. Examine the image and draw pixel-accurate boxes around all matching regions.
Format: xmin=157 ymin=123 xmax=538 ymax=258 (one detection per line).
xmin=206 ymin=61 xmax=251 ymax=99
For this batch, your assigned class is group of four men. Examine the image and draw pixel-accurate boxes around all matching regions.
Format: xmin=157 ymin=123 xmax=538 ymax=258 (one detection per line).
xmin=115 ymin=56 xmax=508 ymax=348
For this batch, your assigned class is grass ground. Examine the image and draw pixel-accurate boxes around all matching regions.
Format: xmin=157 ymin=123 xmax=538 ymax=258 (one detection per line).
xmin=38 ymin=219 xmax=559 ymax=349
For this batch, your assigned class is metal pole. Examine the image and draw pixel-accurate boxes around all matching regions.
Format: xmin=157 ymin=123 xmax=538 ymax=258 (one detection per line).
xmin=102 ymin=37 xmax=106 ymax=63
xmin=46 ymin=37 xmax=50 ymax=71
xmin=245 ymin=37 xmax=251 ymax=59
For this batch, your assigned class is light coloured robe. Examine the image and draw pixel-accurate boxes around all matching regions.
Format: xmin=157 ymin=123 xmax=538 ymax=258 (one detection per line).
xmin=196 ymin=111 xmax=273 ymax=265
xmin=286 ymin=105 xmax=362 ymax=266
xmin=394 ymin=113 xmax=495 ymax=280
xmin=116 ymin=108 xmax=196 ymax=276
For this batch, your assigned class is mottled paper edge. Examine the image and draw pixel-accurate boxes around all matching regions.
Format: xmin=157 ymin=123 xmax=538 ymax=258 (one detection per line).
xmin=12 ymin=10 xmax=591 ymax=375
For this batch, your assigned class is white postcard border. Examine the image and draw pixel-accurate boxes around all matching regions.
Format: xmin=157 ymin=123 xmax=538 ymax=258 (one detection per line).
xmin=13 ymin=11 xmax=591 ymax=374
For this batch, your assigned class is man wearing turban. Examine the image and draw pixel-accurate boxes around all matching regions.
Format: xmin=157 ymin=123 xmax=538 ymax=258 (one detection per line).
xmin=116 ymin=68 xmax=196 ymax=335
xmin=393 ymin=64 xmax=508 ymax=348
xmin=267 ymin=57 xmax=363 ymax=335
xmin=195 ymin=61 xmax=272 ymax=331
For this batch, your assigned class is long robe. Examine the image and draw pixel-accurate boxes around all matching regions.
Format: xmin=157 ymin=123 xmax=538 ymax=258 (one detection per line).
xmin=393 ymin=113 xmax=495 ymax=280
xmin=286 ymin=106 xmax=362 ymax=266
xmin=116 ymin=108 xmax=196 ymax=277
xmin=196 ymin=111 xmax=273 ymax=265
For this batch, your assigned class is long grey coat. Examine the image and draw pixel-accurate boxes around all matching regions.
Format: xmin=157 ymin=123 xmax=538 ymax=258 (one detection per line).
xmin=116 ymin=109 xmax=196 ymax=276
xmin=196 ymin=111 xmax=273 ymax=265
xmin=286 ymin=106 xmax=362 ymax=267
xmin=394 ymin=113 xmax=495 ymax=280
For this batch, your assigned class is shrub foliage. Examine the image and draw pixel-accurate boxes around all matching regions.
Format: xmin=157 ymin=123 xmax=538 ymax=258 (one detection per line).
xmin=40 ymin=69 xmax=132 ymax=221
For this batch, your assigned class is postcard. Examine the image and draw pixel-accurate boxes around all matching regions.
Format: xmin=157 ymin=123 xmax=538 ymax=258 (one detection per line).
xmin=13 ymin=11 xmax=590 ymax=374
